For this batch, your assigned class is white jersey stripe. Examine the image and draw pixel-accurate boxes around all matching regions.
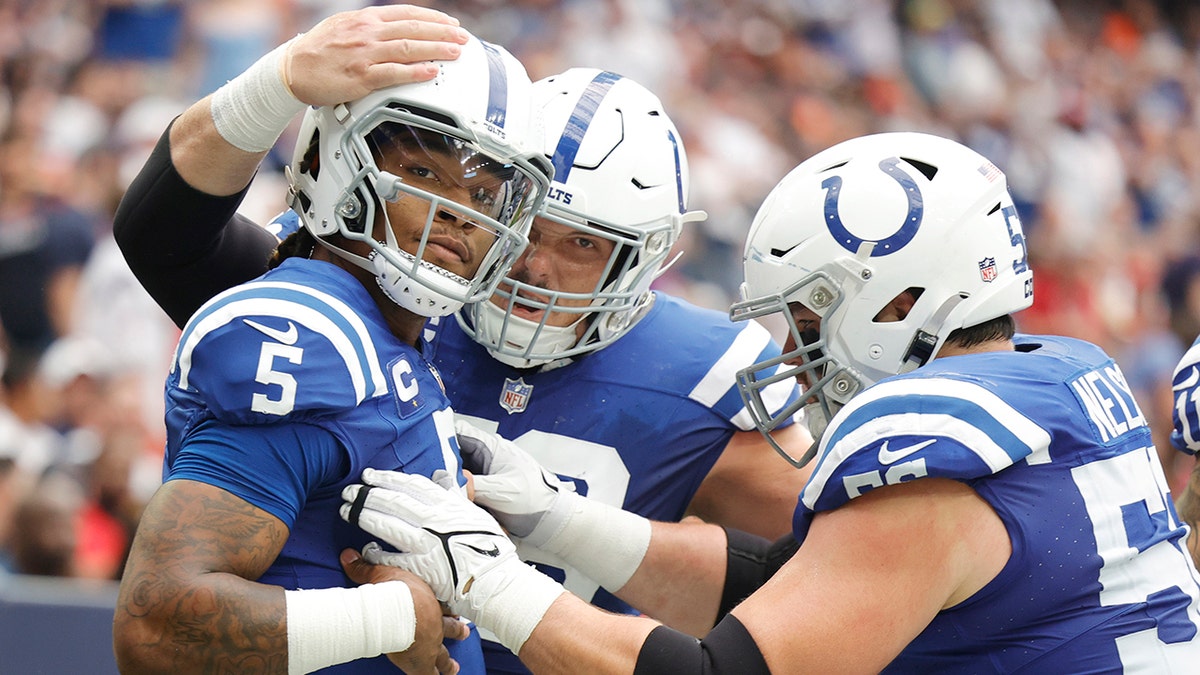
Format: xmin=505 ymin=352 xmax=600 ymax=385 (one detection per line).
xmin=176 ymin=281 xmax=388 ymax=401
xmin=688 ymin=320 xmax=770 ymax=407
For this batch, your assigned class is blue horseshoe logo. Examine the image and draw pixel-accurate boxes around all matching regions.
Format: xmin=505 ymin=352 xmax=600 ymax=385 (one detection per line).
xmin=822 ymin=157 xmax=923 ymax=256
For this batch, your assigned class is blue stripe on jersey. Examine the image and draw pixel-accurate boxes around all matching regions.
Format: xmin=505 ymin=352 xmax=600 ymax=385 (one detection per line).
xmin=807 ymin=377 xmax=1052 ymax=502
xmin=479 ymin=41 xmax=509 ymax=130
xmin=550 ymin=71 xmax=623 ymax=182
xmin=668 ymin=129 xmax=685 ymax=212
xmin=830 ymin=393 xmax=1036 ymax=463
xmin=176 ymin=281 xmax=388 ymax=402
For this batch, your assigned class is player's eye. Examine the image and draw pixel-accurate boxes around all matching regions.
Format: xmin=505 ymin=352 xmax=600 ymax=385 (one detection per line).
xmin=407 ymin=165 xmax=437 ymax=181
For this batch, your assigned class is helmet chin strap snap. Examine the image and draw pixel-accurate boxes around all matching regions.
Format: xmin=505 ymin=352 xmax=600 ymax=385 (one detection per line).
xmin=900 ymin=294 xmax=965 ymax=373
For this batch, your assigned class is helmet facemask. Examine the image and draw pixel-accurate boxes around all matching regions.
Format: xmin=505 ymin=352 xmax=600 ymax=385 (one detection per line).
xmin=733 ymin=270 xmax=863 ymax=467
xmin=285 ymin=34 xmax=553 ymax=319
xmin=291 ymin=107 xmax=547 ymax=318
xmin=467 ymin=201 xmax=681 ymax=368
xmin=459 ymin=68 xmax=705 ymax=368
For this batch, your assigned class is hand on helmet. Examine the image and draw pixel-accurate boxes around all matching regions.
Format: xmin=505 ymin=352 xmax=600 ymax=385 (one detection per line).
xmin=287 ymin=5 xmax=469 ymax=106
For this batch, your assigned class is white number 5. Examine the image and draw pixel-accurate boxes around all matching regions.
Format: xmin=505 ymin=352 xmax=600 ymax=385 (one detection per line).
xmin=251 ymin=342 xmax=303 ymax=415
xmin=1072 ymin=446 xmax=1200 ymax=668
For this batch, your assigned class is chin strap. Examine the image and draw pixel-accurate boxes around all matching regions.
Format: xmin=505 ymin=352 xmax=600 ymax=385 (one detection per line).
xmin=900 ymin=294 xmax=965 ymax=374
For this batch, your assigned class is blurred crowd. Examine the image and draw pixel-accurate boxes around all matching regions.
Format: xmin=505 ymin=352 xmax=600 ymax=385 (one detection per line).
xmin=1 ymin=0 xmax=1198 ymax=580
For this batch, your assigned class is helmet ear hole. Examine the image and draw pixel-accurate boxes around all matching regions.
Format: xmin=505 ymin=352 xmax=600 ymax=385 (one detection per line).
xmin=299 ymin=131 xmax=321 ymax=179
xmin=872 ymin=287 xmax=925 ymax=323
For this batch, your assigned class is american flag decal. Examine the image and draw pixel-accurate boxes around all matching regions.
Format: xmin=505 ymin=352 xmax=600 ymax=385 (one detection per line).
xmin=978 ymin=161 xmax=1002 ymax=183
xmin=500 ymin=377 xmax=533 ymax=414
xmin=979 ymin=257 xmax=998 ymax=282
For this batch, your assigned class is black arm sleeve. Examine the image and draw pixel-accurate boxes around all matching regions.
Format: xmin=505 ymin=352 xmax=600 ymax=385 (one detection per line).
xmin=719 ymin=528 xmax=800 ymax=618
xmin=113 ymin=120 xmax=280 ymax=328
xmin=633 ymin=615 xmax=771 ymax=675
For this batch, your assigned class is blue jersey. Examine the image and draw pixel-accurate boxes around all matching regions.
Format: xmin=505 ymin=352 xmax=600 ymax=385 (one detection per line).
xmin=796 ymin=334 xmax=1200 ymax=673
xmin=1171 ymin=334 xmax=1200 ymax=455
xmin=164 ymin=258 xmax=480 ymax=674
xmin=426 ymin=292 xmax=800 ymax=674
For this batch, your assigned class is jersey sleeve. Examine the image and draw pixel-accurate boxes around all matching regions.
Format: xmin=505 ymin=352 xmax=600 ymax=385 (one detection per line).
xmin=1171 ymin=335 xmax=1200 ymax=455
xmin=683 ymin=314 xmax=802 ymax=431
xmin=167 ymin=419 xmax=347 ymax=527
xmin=171 ymin=282 xmax=392 ymax=426
xmin=794 ymin=374 xmax=1052 ymax=539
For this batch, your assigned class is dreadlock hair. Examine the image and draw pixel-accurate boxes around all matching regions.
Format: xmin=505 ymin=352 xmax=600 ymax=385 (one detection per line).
xmin=268 ymin=228 xmax=318 ymax=269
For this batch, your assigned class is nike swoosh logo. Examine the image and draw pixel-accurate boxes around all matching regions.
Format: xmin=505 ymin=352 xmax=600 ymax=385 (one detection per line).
xmin=243 ymin=318 xmax=299 ymax=345
xmin=463 ymin=543 xmax=501 ymax=557
xmin=1175 ymin=366 xmax=1200 ymax=391
xmin=877 ymin=438 xmax=937 ymax=465
xmin=540 ymin=471 xmax=560 ymax=494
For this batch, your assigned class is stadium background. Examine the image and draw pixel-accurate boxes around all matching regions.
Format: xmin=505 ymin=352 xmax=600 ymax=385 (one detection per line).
xmin=1 ymin=0 xmax=1198 ymax=671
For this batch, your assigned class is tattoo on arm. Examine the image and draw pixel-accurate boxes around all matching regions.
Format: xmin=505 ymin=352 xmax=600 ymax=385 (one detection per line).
xmin=115 ymin=480 xmax=293 ymax=673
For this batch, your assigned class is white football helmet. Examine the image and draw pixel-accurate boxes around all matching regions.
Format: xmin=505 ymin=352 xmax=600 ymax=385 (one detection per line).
xmin=460 ymin=68 xmax=706 ymax=367
xmin=286 ymin=34 xmax=553 ymax=318
xmin=731 ymin=132 xmax=1034 ymax=466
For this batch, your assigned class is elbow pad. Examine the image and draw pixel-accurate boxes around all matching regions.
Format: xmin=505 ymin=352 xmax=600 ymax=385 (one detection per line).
xmin=719 ymin=529 xmax=799 ymax=618
xmin=633 ymin=616 xmax=770 ymax=675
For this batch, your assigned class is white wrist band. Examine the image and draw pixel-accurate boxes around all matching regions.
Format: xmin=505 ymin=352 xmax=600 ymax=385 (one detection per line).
xmin=285 ymin=581 xmax=416 ymax=675
xmin=471 ymin=561 xmax=566 ymax=655
xmin=535 ymin=493 xmax=652 ymax=592
xmin=210 ymin=38 xmax=306 ymax=153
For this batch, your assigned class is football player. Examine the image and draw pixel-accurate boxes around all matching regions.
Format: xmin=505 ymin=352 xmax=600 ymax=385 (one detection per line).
xmin=115 ymin=61 xmax=810 ymax=675
xmin=112 ymin=8 xmax=551 ymax=674
xmin=344 ymin=131 xmax=1200 ymax=673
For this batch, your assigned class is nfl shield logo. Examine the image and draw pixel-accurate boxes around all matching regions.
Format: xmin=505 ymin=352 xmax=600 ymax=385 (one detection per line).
xmin=979 ymin=257 xmax=998 ymax=282
xmin=500 ymin=377 xmax=533 ymax=414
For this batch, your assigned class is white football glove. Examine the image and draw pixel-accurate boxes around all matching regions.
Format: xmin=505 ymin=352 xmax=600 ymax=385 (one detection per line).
xmin=455 ymin=418 xmax=573 ymax=545
xmin=340 ymin=468 xmax=564 ymax=654
xmin=454 ymin=419 xmax=652 ymax=592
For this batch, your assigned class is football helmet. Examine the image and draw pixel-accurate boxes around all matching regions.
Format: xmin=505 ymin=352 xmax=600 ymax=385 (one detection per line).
xmin=731 ymin=132 xmax=1034 ymax=466
xmin=286 ymin=34 xmax=553 ymax=318
xmin=460 ymin=68 xmax=706 ymax=367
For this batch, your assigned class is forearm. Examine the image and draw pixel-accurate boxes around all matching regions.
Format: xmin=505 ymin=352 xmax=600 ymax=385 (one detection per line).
xmin=517 ymin=593 xmax=773 ymax=675
xmin=115 ymin=481 xmax=426 ymax=674
xmin=686 ymin=425 xmax=813 ymax=540
xmin=613 ymin=519 xmax=727 ymax=636
xmin=115 ymin=569 xmax=290 ymax=673
xmin=518 ymin=593 xmax=660 ymax=674
xmin=170 ymin=96 xmax=271 ymax=196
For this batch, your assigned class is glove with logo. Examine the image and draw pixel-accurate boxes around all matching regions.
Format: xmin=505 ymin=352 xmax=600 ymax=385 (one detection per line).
xmin=341 ymin=468 xmax=564 ymax=654
xmin=455 ymin=419 xmax=651 ymax=592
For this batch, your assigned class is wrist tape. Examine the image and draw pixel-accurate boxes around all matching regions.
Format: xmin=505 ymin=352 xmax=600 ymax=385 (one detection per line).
xmin=210 ymin=38 xmax=306 ymax=153
xmin=470 ymin=560 xmax=566 ymax=655
xmin=285 ymin=581 xmax=416 ymax=674
xmin=533 ymin=492 xmax=652 ymax=592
